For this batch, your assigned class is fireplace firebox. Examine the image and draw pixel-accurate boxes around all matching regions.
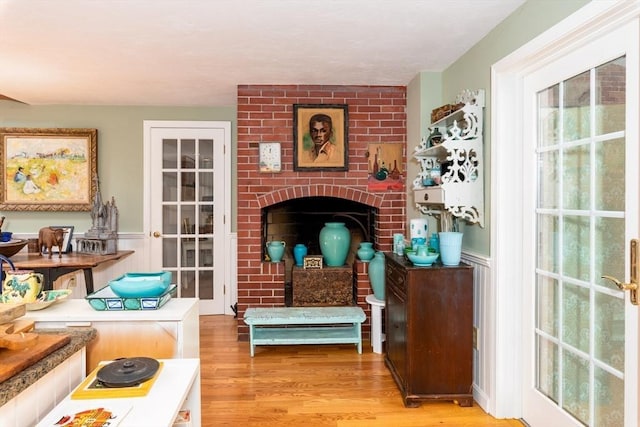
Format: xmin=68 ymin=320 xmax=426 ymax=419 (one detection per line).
xmin=263 ymin=196 xmax=376 ymax=307
xmin=262 ymin=197 xmax=375 ymax=260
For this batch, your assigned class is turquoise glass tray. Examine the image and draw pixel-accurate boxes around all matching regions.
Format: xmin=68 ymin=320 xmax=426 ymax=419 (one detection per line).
xmin=85 ymin=284 xmax=176 ymax=311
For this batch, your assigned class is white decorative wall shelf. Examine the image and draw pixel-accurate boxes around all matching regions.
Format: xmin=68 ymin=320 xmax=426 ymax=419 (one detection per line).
xmin=413 ymin=89 xmax=485 ymax=227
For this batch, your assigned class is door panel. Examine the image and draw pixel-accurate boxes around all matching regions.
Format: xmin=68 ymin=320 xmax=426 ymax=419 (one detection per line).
xmin=523 ymin=20 xmax=638 ymax=427
xmin=522 ymin=21 xmax=638 ymax=427
xmin=144 ymin=121 xmax=230 ymax=315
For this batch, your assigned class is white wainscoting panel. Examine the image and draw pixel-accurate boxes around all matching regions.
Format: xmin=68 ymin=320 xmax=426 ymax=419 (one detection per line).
xmin=461 ymin=251 xmax=492 ymax=411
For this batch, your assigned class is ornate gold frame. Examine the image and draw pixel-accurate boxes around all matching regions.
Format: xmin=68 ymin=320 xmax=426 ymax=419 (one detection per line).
xmin=0 ymin=127 xmax=97 ymax=211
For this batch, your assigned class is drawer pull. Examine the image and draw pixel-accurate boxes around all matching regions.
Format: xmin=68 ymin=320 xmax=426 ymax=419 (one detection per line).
xmin=423 ymin=193 xmax=429 ymax=201
xmin=65 ymin=322 xmax=92 ymax=327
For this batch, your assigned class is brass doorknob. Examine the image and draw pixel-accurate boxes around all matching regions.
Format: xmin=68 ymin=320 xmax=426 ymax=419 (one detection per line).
xmin=602 ymin=239 xmax=640 ymax=306
xmin=153 ymin=231 xmax=161 ymax=238
xmin=601 ymin=275 xmax=638 ymax=292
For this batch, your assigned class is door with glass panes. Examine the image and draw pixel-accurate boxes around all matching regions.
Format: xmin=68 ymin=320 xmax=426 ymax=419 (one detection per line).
xmin=145 ymin=121 xmax=230 ymax=315
xmin=521 ymin=20 xmax=638 ymax=426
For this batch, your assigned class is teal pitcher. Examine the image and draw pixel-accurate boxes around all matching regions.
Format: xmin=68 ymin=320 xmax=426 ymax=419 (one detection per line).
xmin=266 ymin=241 xmax=286 ymax=262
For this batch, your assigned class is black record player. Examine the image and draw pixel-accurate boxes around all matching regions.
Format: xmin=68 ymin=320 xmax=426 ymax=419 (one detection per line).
xmin=96 ymin=357 xmax=160 ymax=388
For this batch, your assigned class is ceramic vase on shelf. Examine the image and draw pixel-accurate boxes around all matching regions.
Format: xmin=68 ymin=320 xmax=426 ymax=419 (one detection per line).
xmin=266 ymin=241 xmax=286 ymax=263
xmin=356 ymin=242 xmax=375 ymax=262
xmin=439 ymin=232 xmax=463 ymax=266
xmin=368 ymin=251 xmax=386 ymax=300
xmin=319 ymin=222 xmax=351 ymax=267
xmin=293 ymin=243 xmax=308 ymax=266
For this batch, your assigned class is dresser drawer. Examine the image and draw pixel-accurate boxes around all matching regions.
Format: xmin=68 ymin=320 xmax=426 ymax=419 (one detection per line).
xmin=414 ymin=187 xmax=444 ymax=204
xmin=386 ymin=257 xmax=406 ymax=298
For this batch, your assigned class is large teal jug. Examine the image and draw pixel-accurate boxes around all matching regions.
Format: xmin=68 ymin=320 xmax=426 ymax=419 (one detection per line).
xmin=319 ymin=222 xmax=351 ymax=267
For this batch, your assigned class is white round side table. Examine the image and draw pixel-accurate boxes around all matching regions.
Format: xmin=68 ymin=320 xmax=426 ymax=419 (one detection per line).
xmin=365 ymin=294 xmax=386 ymax=354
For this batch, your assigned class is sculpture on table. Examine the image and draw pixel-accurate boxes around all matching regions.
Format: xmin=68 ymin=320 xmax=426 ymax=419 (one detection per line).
xmin=38 ymin=227 xmax=65 ymax=259
xmin=77 ymin=175 xmax=119 ymax=255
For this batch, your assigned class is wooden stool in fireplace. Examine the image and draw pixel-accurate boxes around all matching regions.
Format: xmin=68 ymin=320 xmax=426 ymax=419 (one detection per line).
xmin=243 ymin=306 xmax=366 ymax=357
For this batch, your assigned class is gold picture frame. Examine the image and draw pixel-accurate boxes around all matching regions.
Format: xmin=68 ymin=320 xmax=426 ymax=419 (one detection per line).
xmin=293 ymin=104 xmax=348 ymax=171
xmin=0 ymin=127 xmax=97 ymax=211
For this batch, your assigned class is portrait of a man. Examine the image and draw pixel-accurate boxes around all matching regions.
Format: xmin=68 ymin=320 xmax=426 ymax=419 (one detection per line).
xmin=293 ymin=104 xmax=348 ymax=171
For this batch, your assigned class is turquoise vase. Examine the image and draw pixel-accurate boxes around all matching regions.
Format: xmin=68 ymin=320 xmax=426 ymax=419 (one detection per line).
xmin=429 ymin=233 xmax=440 ymax=252
xmin=293 ymin=243 xmax=308 ymax=266
xmin=357 ymin=242 xmax=375 ymax=262
xmin=368 ymin=251 xmax=386 ymax=300
xmin=319 ymin=222 xmax=351 ymax=267
xmin=439 ymin=232 xmax=463 ymax=266
xmin=266 ymin=241 xmax=286 ymax=262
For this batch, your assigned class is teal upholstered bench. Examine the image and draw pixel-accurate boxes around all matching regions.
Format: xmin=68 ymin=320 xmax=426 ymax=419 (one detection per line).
xmin=243 ymin=306 xmax=366 ymax=357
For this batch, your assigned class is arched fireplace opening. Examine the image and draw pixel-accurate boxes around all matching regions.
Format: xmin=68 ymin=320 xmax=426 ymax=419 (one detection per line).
xmin=261 ymin=196 xmax=378 ymax=306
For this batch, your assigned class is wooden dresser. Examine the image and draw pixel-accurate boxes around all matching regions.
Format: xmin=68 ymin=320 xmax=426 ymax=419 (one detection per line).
xmin=384 ymin=253 xmax=474 ymax=408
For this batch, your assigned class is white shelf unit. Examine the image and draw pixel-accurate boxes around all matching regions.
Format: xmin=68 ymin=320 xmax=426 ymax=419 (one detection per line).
xmin=412 ymin=89 xmax=485 ymax=227
xmin=37 ymin=358 xmax=201 ymax=427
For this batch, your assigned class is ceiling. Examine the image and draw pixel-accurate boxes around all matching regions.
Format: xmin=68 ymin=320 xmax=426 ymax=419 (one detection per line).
xmin=0 ymin=0 xmax=526 ymax=107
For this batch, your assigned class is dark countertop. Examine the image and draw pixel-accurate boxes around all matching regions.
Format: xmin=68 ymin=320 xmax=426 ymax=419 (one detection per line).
xmin=0 ymin=327 xmax=96 ymax=406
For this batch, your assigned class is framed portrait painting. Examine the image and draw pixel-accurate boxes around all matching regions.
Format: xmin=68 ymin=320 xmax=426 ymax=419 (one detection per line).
xmin=293 ymin=104 xmax=348 ymax=171
xmin=0 ymin=128 xmax=97 ymax=211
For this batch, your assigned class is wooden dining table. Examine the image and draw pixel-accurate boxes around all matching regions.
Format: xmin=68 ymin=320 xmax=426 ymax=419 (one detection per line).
xmin=3 ymin=250 xmax=134 ymax=294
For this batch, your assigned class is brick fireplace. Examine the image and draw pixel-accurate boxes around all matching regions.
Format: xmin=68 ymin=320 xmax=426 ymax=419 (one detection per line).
xmin=236 ymin=84 xmax=407 ymax=341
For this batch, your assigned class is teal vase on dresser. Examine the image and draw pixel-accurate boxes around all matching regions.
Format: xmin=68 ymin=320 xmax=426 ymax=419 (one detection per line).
xmin=439 ymin=232 xmax=463 ymax=266
xmin=319 ymin=222 xmax=351 ymax=267
xmin=368 ymin=251 xmax=386 ymax=300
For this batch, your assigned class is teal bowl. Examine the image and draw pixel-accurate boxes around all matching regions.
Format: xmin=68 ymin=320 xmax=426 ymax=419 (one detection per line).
xmin=406 ymin=251 xmax=439 ymax=267
xmin=108 ymin=272 xmax=171 ymax=298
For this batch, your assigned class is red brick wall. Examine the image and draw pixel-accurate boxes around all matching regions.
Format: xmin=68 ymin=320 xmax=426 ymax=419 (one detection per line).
xmin=236 ymin=84 xmax=407 ymax=341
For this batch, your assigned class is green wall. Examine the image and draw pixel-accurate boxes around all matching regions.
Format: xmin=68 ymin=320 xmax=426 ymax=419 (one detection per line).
xmin=406 ymin=73 xmax=443 ymax=236
xmin=420 ymin=0 xmax=591 ymax=255
xmin=0 ymin=101 xmax=236 ymax=233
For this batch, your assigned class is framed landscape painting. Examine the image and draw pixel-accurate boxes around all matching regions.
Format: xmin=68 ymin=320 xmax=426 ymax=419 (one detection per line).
xmin=0 ymin=127 xmax=97 ymax=211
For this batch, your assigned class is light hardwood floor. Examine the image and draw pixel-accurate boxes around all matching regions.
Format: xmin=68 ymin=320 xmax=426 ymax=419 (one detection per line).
xmin=199 ymin=315 xmax=524 ymax=427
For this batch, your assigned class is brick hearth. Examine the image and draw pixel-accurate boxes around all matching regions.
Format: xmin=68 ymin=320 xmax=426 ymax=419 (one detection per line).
xmin=236 ymin=84 xmax=407 ymax=341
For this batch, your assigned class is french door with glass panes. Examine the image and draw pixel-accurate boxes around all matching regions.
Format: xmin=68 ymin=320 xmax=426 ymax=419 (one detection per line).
xmin=145 ymin=121 xmax=230 ymax=315
xmin=521 ymin=20 xmax=638 ymax=427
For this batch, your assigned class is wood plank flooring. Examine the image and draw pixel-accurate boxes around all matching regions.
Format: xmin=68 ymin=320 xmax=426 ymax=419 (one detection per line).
xmin=199 ymin=315 xmax=524 ymax=427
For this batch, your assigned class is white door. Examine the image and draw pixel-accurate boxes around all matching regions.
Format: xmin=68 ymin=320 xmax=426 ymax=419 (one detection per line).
xmin=144 ymin=121 xmax=231 ymax=315
xmin=521 ymin=20 xmax=638 ymax=426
